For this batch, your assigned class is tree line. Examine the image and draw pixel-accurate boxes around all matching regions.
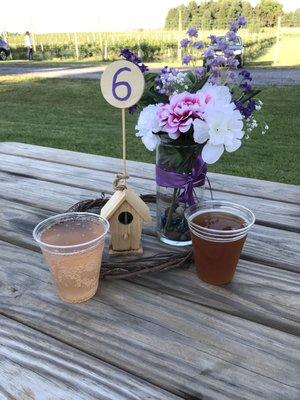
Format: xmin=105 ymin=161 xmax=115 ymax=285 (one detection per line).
xmin=165 ymin=0 xmax=300 ymax=30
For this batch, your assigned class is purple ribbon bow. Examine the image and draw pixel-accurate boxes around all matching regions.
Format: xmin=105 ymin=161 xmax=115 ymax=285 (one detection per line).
xmin=156 ymin=155 xmax=207 ymax=206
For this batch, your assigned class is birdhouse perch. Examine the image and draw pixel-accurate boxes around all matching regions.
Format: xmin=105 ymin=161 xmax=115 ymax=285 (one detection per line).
xmin=100 ymin=187 xmax=151 ymax=256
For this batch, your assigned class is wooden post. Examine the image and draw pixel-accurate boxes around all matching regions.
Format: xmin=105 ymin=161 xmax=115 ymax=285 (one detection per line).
xmin=177 ymin=10 xmax=182 ymax=64
xmin=74 ymin=32 xmax=79 ymax=59
xmin=137 ymin=38 xmax=142 ymax=58
xmin=121 ymin=108 xmax=127 ymax=180
xmin=274 ymin=16 xmax=281 ymax=65
xmin=104 ymin=40 xmax=108 ymax=60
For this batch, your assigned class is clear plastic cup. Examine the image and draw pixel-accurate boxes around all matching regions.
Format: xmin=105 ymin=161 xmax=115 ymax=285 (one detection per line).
xmin=185 ymin=201 xmax=255 ymax=285
xmin=33 ymin=212 xmax=109 ymax=303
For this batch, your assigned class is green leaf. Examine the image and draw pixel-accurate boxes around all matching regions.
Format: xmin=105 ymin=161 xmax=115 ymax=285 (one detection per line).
xmin=158 ymin=136 xmax=203 ymax=173
xmin=186 ymin=72 xmax=209 ymax=93
xmin=240 ymin=89 xmax=261 ymax=104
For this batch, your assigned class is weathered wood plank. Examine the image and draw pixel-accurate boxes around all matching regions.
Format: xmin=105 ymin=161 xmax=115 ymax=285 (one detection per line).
xmin=0 ymin=315 xmax=180 ymax=400
xmin=0 ymin=242 xmax=299 ymax=400
xmin=131 ymin=259 xmax=300 ymax=335
xmin=1 ymin=233 xmax=299 ymax=336
xmin=0 ymin=142 xmax=299 ymax=203
xmin=0 ymin=197 xmax=298 ymax=272
xmin=0 ymin=170 xmax=95 ymax=212
xmin=0 ymin=156 xmax=299 ymax=233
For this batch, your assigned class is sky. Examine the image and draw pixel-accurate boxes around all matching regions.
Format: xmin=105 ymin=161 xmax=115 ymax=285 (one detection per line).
xmin=1 ymin=0 xmax=298 ymax=33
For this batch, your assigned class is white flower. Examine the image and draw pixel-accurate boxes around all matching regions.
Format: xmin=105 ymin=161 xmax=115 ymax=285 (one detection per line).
xmin=194 ymin=104 xmax=244 ymax=164
xmin=193 ymin=118 xmax=209 ymax=144
xmin=135 ymin=104 xmax=161 ymax=151
xmin=197 ymin=83 xmax=232 ymax=107
xmin=252 ymin=119 xmax=258 ymax=128
xmin=255 ymin=99 xmax=263 ymax=111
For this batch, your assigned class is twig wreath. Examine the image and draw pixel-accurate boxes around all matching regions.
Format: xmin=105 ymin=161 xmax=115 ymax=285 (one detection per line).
xmin=67 ymin=194 xmax=193 ymax=280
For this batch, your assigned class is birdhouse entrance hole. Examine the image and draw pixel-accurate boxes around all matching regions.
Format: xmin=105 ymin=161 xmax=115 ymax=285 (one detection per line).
xmin=118 ymin=211 xmax=133 ymax=225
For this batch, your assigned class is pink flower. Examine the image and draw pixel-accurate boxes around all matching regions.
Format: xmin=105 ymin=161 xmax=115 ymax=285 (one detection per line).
xmin=157 ymin=92 xmax=206 ymax=139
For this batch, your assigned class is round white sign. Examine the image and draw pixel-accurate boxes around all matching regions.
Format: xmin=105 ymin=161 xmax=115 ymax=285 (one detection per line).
xmin=100 ymin=60 xmax=145 ymax=109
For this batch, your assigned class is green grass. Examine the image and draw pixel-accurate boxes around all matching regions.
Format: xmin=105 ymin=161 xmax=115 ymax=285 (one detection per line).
xmin=0 ymin=77 xmax=299 ymax=184
xmin=2 ymin=59 xmax=185 ymax=70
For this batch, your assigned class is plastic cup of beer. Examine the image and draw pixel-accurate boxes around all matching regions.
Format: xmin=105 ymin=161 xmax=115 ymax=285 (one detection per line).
xmin=33 ymin=212 xmax=109 ymax=303
xmin=185 ymin=200 xmax=255 ymax=285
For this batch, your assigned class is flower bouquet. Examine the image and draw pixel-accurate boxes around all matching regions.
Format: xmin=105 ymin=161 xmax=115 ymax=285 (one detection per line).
xmin=121 ymin=16 xmax=268 ymax=246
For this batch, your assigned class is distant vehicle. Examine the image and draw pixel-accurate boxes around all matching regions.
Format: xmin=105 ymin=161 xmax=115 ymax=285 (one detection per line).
xmin=0 ymin=38 xmax=11 ymax=60
xmin=204 ymin=35 xmax=244 ymax=68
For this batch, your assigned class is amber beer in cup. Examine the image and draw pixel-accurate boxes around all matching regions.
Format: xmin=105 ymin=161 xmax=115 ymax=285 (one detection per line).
xmin=185 ymin=201 xmax=255 ymax=285
xmin=33 ymin=212 xmax=109 ymax=303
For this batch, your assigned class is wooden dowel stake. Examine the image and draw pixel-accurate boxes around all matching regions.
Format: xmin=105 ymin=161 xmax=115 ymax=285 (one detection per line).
xmin=121 ymin=108 xmax=127 ymax=184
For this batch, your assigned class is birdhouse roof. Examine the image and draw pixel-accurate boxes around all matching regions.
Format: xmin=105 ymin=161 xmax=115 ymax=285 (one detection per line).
xmin=100 ymin=188 xmax=151 ymax=222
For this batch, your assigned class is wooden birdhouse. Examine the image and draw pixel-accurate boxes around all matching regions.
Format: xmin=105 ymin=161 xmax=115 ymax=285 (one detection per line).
xmin=100 ymin=187 xmax=151 ymax=256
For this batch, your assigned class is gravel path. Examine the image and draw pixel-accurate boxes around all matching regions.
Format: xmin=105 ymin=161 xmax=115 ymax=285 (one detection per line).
xmin=1 ymin=64 xmax=300 ymax=85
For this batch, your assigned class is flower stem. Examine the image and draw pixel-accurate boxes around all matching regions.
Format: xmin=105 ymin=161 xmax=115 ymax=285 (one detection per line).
xmin=164 ymin=188 xmax=178 ymax=233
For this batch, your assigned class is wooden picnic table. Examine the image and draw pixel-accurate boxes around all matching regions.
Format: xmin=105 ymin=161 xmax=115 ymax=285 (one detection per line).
xmin=0 ymin=142 xmax=299 ymax=400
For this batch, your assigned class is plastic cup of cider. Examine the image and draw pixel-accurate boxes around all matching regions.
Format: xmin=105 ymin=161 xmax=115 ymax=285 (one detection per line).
xmin=185 ymin=201 xmax=255 ymax=285
xmin=33 ymin=212 xmax=109 ymax=303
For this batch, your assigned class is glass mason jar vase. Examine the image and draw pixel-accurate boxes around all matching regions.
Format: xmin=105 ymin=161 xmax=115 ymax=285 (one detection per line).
xmin=156 ymin=140 xmax=206 ymax=246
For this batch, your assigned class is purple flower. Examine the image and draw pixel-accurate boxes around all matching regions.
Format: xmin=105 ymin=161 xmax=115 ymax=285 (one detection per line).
xmin=128 ymin=104 xmax=137 ymax=114
xmin=209 ymin=68 xmax=220 ymax=84
xmin=209 ymin=65 xmax=219 ymax=75
xmin=205 ymin=57 xmax=214 ymax=66
xmin=219 ymin=42 xmax=229 ymax=52
xmin=120 ymin=48 xmax=148 ymax=73
xmin=204 ymin=47 xmax=215 ymax=59
xmin=227 ymin=31 xmax=237 ymax=41
xmin=239 ymin=69 xmax=252 ymax=81
xmin=224 ymin=48 xmax=234 ymax=57
xmin=180 ymin=38 xmax=190 ymax=48
xmin=193 ymin=40 xmax=204 ymax=49
xmin=234 ymin=100 xmax=244 ymax=115
xmin=195 ymin=67 xmax=206 ymax=77
xmin=235 ymin=99 xmax=256 ymax=118
xmin=186 ymin=27 xmax=198 ymax=38
xmin=213 ymin=55 xmax=226 ymax=66
xmin=210 ymin=35 xmax=217 ymax=44
xmin=161 ymin=66 xmax=170 ymax=74
xmin=237 ymin=16 xmax=247 ymax=27
xmin=229 ymin=21 xmax=239 ymax=32
xmin=240 ymin=81 xmax=253 ymax=93
xmin=227 ymin=57 xmax=239 ymax=69
xmin=228 ymin=71 xmax=237 ymax=81
xmin=182 ymin=54 xmax=192 ymax=65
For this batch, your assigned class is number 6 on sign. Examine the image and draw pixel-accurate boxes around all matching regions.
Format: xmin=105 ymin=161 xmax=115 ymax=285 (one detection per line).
xmin=100 ymin=60 xmax=145 ymax=108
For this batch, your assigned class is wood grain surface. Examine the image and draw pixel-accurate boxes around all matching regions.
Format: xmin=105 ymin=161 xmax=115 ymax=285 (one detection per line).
xmin=1 ymin=241 xmax=299 ymax=399
xmin=0 ymin=167 xmax=299 ymax=233
xmin=0 ymin=142 xmax=299 ymax=400
xmin=0 ymin=196 xmax=299 ymax=273
xmin=0 ymin=142 xmax=299 ymax=204
xmin=0 ymin=315 xmax=180 ymax=400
